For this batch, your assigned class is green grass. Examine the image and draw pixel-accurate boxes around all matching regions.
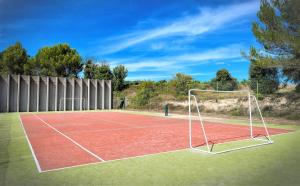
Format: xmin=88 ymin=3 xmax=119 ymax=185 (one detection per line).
xmin=1 ymin=113 xmax=300 ymax=186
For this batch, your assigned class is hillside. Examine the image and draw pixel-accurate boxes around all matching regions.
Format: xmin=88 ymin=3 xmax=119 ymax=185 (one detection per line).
xmin=114 ymin=85 xmax=300 ymax=122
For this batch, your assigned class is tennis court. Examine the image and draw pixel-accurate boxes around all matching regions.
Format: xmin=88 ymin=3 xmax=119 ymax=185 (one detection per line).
xmin=20 ymin=111 xmax=290 ymax=172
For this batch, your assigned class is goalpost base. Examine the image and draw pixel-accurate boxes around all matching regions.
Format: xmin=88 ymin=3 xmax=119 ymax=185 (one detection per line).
xmin=190 ymin=138 xmax=273 ymax=155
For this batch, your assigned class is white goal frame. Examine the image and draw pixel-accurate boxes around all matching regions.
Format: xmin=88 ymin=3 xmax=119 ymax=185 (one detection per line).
xmin=59 ymin=98 xmax=87 ymax=111
xmin=188 ymin=89 xmax=273 ymax=154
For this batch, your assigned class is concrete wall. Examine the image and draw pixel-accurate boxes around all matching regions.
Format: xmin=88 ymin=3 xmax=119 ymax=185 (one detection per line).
xmin=0 ymin=74 xmax=8 ymax=112
xmin=0 ymin=74 xmax=112 ymax=112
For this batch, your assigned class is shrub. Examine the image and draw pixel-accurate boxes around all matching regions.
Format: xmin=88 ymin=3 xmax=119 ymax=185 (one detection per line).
xmin=132 ymin=81 xmax=157 ymax=108
xmin=171 ymin=73 xmax=193 ymax=96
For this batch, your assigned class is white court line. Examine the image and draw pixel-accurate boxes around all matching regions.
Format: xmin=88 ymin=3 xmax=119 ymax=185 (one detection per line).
xmin=41 ymin=148 xmax=187 ymax=173
xmin=19 ymin=114 xmax=42 ymax=173
xmin=33 ymin=114 xmax=105 ymax=162
xmin=40 ymin=129 xmax=297 ymax=173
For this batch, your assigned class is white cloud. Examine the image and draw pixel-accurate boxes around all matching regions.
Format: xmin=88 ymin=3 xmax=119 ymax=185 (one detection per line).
xmin=124 ymin=60 xmax=176 ymax=72
xmin=150 ymin=42 xmax=166 ymax=50
xmin=96 ymin=1 xmax=258 ymax=54
xmin=126 ymin=71 xmax=219 ymax=81
xmin=126 ymin=74 xmax=171 ymax=81
xmin=190 ymin=72 xmax=215 ymax=76
xmin=175 ymin=44 xmax=244 ymax=62
xmin=109 ymin=44 xmax=246 ymax=72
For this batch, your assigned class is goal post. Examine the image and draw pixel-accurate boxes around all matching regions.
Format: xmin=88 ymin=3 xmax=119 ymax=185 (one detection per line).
xmin=188 ymin=89 xmax=273 ymax=154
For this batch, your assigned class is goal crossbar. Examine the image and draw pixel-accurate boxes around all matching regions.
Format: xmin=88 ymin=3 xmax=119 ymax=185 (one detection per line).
xmin=188 ymin=89 xmax=273 ymax=154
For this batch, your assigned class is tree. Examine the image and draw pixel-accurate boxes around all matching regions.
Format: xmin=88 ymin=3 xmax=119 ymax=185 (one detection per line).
xmin=133 ymin=81 xmax=157 ymax=107
xmin=171 ymin=73 xmax=193 ymax=96
xmin=33 ymin=44 xmax=82 ymax=77
xmin=24 ymin=58 xmax=41 ymax=75
xmin=250 ymin=0 xmax=300 ymax=92
xmin=113 ymin=65 xmax=128 ymax=91
xmin=210 ymin=69 xmax=238 ymax=91
xmin=95 ymin=63 xmax=113 ymax=80
xmin=156 ymin=80 xmax=168 ymax=90
xmin=83 ymin=59 xmax=97 ymax=79
xmin=0 ymin=42 xmax=28 ymax=74
xmin=249 ymin=49 xmax=279 ymax=94
xmin=83 ymin=60 xmax=113 ymax=80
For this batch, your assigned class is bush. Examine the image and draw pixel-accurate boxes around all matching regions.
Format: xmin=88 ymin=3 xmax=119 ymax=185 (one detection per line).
xmin=285 ymin=113 xmax=300 ymax=120
xmin=171 ymin=73 xmax=193 ymax=96
xmin=256 ymin=93 xmax=265 ymax=100
xmin=132 ymin=81 xmax=157 ymax=108
xmin=229 ymin=106 xmax=247 ymax=116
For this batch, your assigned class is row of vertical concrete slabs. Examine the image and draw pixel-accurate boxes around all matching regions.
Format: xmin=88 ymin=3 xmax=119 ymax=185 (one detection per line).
xmin=0 ymin=74 xmax=112 ymax=112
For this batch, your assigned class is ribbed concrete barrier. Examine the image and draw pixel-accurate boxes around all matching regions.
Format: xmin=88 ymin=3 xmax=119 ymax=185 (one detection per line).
xmin=0 ymin=74 xmax=112 ymax=112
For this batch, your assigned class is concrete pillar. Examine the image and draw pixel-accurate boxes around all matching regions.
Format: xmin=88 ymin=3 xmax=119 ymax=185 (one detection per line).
xmin=72 ymin=78 xmax=75 ymax=111
xmin=102 ymin=80 xmax=105 ymax=109
xmin=55 ymin=77 xmax=58 ymax=111
xmin=38 ymin=77 xmax=47 ymax=112
xmin=96 ymin=80 xmax=101 ymax=110
xmin=27 ymin=76 xmax=30 ymax=112
xmin=95 ymin=80 xmax=98 ymax=110
xmin=57 ymin=77 xmax=65 ymax=111
xmin=0 ymin=75 xmax=8 ymax=112
xmin=80 ymin=79 xmax=83 ymax=110
xmin=64 ymin=78 xmax=67 ymax=111
xmin=47 ymin=77 xmax=56 ymax=111
xmin=37 ymin=76 xmax=40 ymax=112
xmin=19 ymin=75 xmax=30 ymax=112
xmin=109 ymin=80 xmax=112 ymax=109
xmin=46 ymin=76 xmax=49 ymax=111
xmin=17 ymin=75 xmax=20 ymax=112
xmin=87 ymin=79 xmax=90 ymax=110
xmin=88 ymin=79 xmax=96 ymax=110
xmin=6 ymin=74 xmax=10 ymax=112
xmin=29 ymin=76 xmax=39 ymax=112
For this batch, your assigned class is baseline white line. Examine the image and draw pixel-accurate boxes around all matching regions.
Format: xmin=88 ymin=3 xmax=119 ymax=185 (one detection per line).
xmin=33 ymin=114 xmax=105 ymax=162
xmin=41 ymin=148 xmax=187 ymax=173
xmin=19 ymin=114 xmax=42 ymax=173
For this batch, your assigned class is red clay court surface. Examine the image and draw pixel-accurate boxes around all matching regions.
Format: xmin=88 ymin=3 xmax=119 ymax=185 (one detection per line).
xmin=20 ymin=112 xmax=290 ymax=172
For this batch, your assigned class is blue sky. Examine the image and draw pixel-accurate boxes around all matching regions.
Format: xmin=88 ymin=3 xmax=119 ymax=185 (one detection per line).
xmin=0 ymin=0 xmax=260 ymax=81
